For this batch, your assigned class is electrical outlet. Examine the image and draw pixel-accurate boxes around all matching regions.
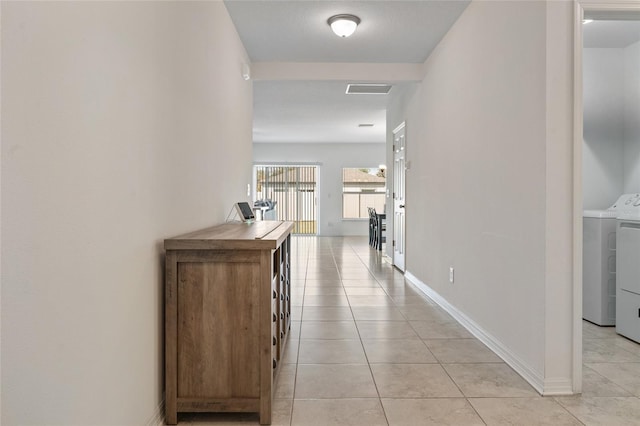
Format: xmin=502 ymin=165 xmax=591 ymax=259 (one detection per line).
xmin=449 ymin=267 xmax=455 ymax=283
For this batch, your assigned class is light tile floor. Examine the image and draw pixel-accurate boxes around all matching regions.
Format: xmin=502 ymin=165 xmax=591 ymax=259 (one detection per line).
xmin=180 ymin=236 xmax=640 ymax=426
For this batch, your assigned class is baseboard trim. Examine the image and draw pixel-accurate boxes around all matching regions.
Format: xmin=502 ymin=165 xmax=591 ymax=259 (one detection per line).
xmin=146 ymin=399 xmax=165 ymax=426
xmin=404 ymin=271 xmax=545 ymax=395
xmin=543 ymin=378 xmax=574 ymax=396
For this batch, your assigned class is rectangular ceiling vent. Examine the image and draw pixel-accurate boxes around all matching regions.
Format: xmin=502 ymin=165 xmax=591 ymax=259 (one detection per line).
xmin=346 ymin=84 xmax=392 ymax=95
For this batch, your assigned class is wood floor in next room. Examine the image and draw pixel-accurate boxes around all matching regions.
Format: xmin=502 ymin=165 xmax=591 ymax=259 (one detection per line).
xmin=179 ymin=236 xmax=640 ymax=426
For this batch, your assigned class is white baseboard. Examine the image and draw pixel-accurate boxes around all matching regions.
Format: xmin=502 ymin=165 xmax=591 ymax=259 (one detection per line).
xmin=543 ymin=378 xmax=574 ymax=396
xmin=404 ymin=271 xmax=547 ymax=395
xmin=146 ymin=399 xmax=165 ymax=426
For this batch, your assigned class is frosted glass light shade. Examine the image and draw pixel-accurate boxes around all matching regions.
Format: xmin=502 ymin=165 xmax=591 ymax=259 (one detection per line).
xmin=328 ymin=15 xmax=361 ymax=38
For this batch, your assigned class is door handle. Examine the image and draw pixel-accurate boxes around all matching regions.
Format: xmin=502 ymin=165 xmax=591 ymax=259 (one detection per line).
xmin=399 ymin=204 xmax=405 ymax=208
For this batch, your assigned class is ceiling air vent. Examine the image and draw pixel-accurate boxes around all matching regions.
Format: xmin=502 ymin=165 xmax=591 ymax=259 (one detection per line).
xmin=346 ymin=84 xmax=392 ymax=95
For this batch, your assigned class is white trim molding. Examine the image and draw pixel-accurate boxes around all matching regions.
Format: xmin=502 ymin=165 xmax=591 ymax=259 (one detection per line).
xmin=404 ymin=271 xmax=547 ymax=395
xmin=543 ymin=378 xmax=575 ymax=396
xmin=573 ymin=0 xmax=640 ymax=394
xmin=572 ymin=0 xmax=585 ymax=396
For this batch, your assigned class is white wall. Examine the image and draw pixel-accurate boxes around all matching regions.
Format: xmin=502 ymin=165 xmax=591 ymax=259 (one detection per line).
xmin=253 ymin=143 xmax=385 ymax=236
xmin=624 ymin=40 xmax=640 ymax=193
xmin=400 ymin=0 xmax=575 ymax=393
xmin=1 ymin=2 xmax=252 ymax=424
xmin=583 ymin=40 xmax=640 ymax=204
xmin=583 ymin=48 xmax=626 ymax=209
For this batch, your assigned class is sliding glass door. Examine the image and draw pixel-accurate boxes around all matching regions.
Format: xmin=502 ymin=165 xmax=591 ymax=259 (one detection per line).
xmin=254 ymin=165 xmax=318 ymax=235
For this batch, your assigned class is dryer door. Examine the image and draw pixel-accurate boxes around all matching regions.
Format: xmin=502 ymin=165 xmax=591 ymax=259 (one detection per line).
xmin=617 ymin=221 xmax=640 ymax=294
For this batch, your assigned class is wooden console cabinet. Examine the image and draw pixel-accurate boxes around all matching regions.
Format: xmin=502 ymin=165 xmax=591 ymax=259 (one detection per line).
xmin=164 ymin=220 xmax=294 ymax=425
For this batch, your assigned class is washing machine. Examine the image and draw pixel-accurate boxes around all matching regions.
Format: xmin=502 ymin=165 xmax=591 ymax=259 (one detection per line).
xmin=583 ymin=194 xmax=640 ymax=326
xmin=616 ymin=193 xmax=640 ymax=343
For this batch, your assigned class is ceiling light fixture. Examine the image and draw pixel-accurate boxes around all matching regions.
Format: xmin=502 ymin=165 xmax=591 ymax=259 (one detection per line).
xmin=583 ymin=19 xmax=593 ymax=24
xmin=328 ymin=14 xmax=361 ymax=38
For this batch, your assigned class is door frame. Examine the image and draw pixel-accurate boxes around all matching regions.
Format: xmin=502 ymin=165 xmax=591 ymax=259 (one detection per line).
xmin=392 ymin=122 xmax=406 ymax=272
xmin=572 ymin=0 xmax=640 ymax=392
xmin=253 ymin=163 xmax=321 ymax=235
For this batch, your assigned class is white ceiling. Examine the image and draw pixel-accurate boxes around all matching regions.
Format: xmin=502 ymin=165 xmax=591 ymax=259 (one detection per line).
xmin=253 ymin=81 xmax=416 ymax=143
xmin=224 ymin=0 xmax=470 ymax=144
xmin=225 ymin=0 xmax=470 ymax=63
xmin=583 ymin=20 xmax=640 ymax=48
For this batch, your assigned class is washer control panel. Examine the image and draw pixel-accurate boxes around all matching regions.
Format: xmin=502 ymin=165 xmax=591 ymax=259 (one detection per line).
xmin=611 ymin=193 xmax=640 ymax=210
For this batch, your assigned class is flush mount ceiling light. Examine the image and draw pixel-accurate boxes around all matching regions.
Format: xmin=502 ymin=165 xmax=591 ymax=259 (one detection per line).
xmin=328 ymin=14 xmax=361 ymax=38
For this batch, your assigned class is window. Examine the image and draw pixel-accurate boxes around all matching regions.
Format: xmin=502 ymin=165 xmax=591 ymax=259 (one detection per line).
xmin=342 ymin=168 xmax=386 ymax=219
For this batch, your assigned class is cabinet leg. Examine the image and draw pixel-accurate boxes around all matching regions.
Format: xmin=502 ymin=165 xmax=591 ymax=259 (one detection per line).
xmin=165 ymin=408 xmax=177 ymax=425
xmin=259 ymin=407 xmax=272 ymax=425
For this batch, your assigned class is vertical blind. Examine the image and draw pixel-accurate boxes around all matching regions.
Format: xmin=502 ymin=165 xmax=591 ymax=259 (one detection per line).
xmin=254 ymin=165 xmax=317 ymax=235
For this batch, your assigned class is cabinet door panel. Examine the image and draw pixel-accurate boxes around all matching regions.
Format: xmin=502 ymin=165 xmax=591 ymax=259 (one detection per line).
xmin=177 ymin=261 xmax=261 ymax=398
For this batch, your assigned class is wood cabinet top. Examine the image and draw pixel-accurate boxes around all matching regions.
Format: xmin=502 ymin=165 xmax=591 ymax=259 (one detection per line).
xmin=165 ymin=221 xmax=294 ymax=251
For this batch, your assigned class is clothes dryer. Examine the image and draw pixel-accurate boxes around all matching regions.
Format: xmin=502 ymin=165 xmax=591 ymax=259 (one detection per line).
xmin=615 ymin=193 xmax=640 ymax=343
xmin=583 ymin=194 xmax=640 ymax=325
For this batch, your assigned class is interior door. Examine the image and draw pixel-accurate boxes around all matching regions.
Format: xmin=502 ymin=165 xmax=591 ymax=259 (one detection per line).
xmin=393 ymin=123 xmax=406 ymax=271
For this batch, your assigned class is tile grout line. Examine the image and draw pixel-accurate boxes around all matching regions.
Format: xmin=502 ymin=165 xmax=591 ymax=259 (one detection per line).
xmin=342 ymin=241 xmax=391 ymax=426
xmin=551 ymin=397 xmax=590 ymax=426
xmin=287 ymin=238 xmax=310 ymax=426
xmin=355 ymin=238 xmax=490 ymax=425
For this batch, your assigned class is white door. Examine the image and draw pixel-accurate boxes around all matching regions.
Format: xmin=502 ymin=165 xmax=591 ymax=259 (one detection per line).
xmin=393 ymin=123 xmax=406 ymax=271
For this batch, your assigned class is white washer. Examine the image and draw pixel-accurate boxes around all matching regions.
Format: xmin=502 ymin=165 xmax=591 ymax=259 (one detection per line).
xmin=616 ymin=193 xmax=640 ymax=343
xmin=583 ymin=194 xmax=640 ymax=326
